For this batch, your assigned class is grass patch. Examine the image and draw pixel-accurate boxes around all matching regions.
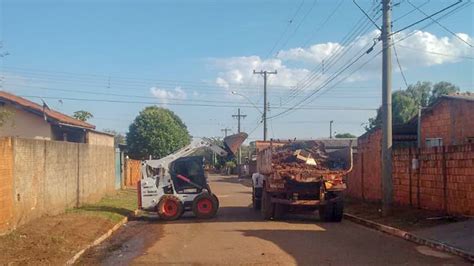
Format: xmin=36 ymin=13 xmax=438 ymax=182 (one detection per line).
xmin=67 ymin=188 xmax=137 ymax=222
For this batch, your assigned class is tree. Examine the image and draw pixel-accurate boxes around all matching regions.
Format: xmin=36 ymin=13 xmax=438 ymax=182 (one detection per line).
xmin=365 ymin=81 xmax=461 ymax=132
xmin=126 ymin=106 xmax=190 ymax=159
xmin=335 ymin=133 xmax=356 ymax=138
xmin=429 ymin=81 xmax=460 ymax=104
xmin=103 ymin=129 xmax=126 ymax=147
xmin=392 ymin=91 xmax=417 ymax=124
xmin=73 ymin=110 xmax=93 ymax=122
xmin=406 ymin=81 xmax=431 ymax=107
xmin=0 ymin=108 xmax=13 ymax=127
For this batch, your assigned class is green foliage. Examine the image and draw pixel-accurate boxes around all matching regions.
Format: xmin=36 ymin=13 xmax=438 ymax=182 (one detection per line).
xmin=225 ymin=160 xmax=237 ymax=169
xmin=335 ymin=133 xmax=356 ymax=138
xmin=392 ymin=91 xmax=418 ymax=124
xmin=126 ymin=106 xmax=190 ymax=159
xmin=0 ymin=108 xmax=13 ymax=127
xmin=365 ymin=81 xmax=460 ymax=132
xmin=430 ymin=81 xmax=460 ymax=104
xmin=73 ymin=110 xmax=93 ymax=122
xmin=103 ymin=129 xmax=126 ymax=147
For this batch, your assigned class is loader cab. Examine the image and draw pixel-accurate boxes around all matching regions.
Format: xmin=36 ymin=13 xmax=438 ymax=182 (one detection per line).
xmin=170 ymin=156 xmax=208 ymax=194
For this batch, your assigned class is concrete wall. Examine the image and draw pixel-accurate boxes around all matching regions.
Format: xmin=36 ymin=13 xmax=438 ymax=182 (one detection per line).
xmin=421 ymin=99 xmax=474 ymax=148
xmin=0 ymin=105 xmax=52 ymax=140
xmin=0 ymin=138 xmax=14 ymax=232
xmin=86 ymin=131 xmax=114 ymax=147
xmin=0 ymin=137 xmax=116 ymax=234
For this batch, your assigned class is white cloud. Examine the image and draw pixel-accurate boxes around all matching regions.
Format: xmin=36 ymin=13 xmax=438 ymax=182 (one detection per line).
xmin=150 ymin=86 xmax=187 ymax=104
xmin=213 ymin=30 xmax=472 ymax=90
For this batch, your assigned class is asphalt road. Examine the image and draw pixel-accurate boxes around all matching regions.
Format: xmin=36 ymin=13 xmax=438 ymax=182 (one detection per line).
xmin=78 ymin=174 xmax=469 ymax=265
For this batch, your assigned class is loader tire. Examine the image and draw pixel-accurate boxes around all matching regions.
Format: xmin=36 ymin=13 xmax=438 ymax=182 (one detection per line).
xmin=192 ymin=193 xmax=218 ymax=219
xmin=261 ymin=189 xmax=274 ymax=220
xmin=157 ymin=195 xmax=183 ymax=221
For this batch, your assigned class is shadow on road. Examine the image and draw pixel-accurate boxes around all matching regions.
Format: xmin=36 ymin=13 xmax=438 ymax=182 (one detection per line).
xmin=133 ymin=206 xmax=324 ymax=225
xmin=213 ymin=176 xmax=252 ymax=187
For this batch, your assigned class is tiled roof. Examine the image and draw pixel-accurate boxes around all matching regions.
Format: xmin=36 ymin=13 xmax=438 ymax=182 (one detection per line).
xmin=0 ymin=91 xmax=95 ymax=129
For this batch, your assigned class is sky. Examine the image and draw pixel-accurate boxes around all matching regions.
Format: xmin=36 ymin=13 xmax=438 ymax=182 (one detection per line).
xmin=1 ymin=0 xmax=473 ymax=142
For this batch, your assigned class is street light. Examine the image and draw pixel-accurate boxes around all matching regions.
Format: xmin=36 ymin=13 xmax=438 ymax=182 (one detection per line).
xmin=231 ymin=91 xmax=263 ymax=115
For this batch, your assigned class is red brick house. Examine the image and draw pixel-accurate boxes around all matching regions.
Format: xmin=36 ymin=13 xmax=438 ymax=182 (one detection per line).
xmin=419 ymin=94 xmax=474 ymax=148
xmin=346 ymin=94 xmax=474 ymax=215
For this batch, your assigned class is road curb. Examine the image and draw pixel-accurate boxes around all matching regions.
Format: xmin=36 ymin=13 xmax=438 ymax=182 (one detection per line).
xmin=66 ymin=209 xmax=139 ymax=265
xmin=344 ymin=213 xmax=474 ymax=262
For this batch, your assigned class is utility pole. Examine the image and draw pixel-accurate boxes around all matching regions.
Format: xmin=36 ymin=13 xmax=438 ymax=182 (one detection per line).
xmin=329 ymin=120 xmax=334 ymax=139
xmin=381 ymin=0 xmax=393 ymax=216
xmin=221 ymin=128 xmax=231 ymax=138
xmin=232 ymin=108 xmax=247 ymax=165
xmin=253 ymin=70 xmax=277 ymax=141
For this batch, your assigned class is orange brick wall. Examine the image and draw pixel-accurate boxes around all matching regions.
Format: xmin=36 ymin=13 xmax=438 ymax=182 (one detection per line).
xmin=346 ymin=129 xmax=382 ymax=201
xmin=349 ymin=142 xmax=474 ymax=216
xmin=393 ymin=144 xmax=474 ymax=215
xmin=0 ymin=138 xmax=14 ymax=234
xmin=421 ymin=99 xmax=474 ymax=147
xmin=125 ymin=159 xmax=141 ymax=186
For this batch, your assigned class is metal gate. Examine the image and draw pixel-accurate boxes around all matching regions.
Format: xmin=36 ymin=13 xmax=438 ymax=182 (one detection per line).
xmin=115 ymin=148 xmax=122 ymax=189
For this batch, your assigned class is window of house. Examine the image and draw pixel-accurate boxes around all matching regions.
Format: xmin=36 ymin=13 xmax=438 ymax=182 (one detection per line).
xmin=426 ymin=138 xmax=443 ymax=147
xmin=467 ymin=137 xmax=474 ymax=143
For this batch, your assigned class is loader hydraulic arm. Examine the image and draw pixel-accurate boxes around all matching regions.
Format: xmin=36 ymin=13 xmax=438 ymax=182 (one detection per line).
xmin=141 ymin=138 xmax=228 ymax=178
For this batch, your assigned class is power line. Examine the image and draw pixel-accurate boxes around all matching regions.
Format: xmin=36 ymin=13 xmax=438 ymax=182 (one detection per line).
xmin=391 ymin=0 xmax=462 ymax=36
xmin=393 ymin=43 xmax=409 ymax=88
xmin=302 ymin=0 xmax=344 ymax=47
xmin=278 ymin=0 xmax=318 ymax=52
xmin=392 ymin=0 xmax=430 ymax=23
xmin=265 ymin=0 xmax=306 ymax=59
xmin=16 ymin=94 xmax=376 ymax=111
xmin=406 ymin=0 xmax=473 ymax=47
xmin=394 ymin=44 xmax=474 ymax=60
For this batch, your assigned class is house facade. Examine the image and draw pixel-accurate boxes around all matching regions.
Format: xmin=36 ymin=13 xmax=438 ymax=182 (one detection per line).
xmin=420 ymin=95 xmax=474 ymax=148
xmin=0 ymin=91 xmax=114 ymax=147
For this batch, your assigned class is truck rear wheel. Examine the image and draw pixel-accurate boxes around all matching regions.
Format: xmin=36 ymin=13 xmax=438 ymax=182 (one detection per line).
xmin=273 ymin=203 xmax=288 ymax=220
xmin=319 ymin=192 xmax=344 ymax=222
xmin=157 ymin=195 xmax=183 ymax=221
xmin=192 ymin=193 xmax=218 ymax=219
xmin=261 ymin=189 xmax=274 ymax=220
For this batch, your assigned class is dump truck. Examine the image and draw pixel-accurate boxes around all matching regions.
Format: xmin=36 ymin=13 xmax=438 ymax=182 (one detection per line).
xmin=251 ymin=140 xmax=353 ymax=222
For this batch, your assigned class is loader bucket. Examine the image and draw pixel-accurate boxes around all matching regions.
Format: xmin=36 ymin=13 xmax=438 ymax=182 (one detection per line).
xmin=223 ymin=132 xmax=248 ymax=156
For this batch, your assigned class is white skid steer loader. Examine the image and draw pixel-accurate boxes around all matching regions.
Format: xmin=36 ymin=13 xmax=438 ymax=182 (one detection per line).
xmin=138 ymin=133 xmax=247 ymax=220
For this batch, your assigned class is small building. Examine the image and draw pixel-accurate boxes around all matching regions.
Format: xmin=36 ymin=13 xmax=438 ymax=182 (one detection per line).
xmin=418 ymin=94 xmax=474 ymax=148
xmin=0 ymin=91 xmax=114 ymax=146
xmin=346 ymin=93 xmax=474 ymax=202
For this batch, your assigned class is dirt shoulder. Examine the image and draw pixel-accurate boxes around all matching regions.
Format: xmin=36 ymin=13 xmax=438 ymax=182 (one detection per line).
xmin=345 ymin=198 xmax=467 ymax=232
xmin=0 ymin=188 xmax=137 ymax=265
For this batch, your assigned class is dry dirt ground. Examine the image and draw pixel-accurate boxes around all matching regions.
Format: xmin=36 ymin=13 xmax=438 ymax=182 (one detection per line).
xmin=0 ymin=189 xmax=137 ymax=265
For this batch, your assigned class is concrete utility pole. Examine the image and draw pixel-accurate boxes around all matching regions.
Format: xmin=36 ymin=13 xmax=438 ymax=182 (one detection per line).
xmin=221 ymin=128 xmax=231 ymax=138
xmin=232 ymin=108 xmax=247 ymax=165
xmin=381 ymin=0 xmax=393 ymax=216
xmin=253 ymin=70 xmax=277 ymax=141
xmin=330 ymin=120 xmax=334 ymax=139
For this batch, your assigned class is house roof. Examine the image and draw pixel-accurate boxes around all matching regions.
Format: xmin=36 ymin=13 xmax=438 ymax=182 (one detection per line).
xmin=0 ymin=91 xmax=95 ymax=129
